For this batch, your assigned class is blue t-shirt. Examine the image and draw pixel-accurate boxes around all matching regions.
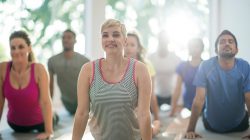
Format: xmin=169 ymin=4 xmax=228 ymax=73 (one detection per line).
xmin=193 ymin=56 xmax=250 ymax=132
xmin=176 ymin=61 xmax=200 ymax=109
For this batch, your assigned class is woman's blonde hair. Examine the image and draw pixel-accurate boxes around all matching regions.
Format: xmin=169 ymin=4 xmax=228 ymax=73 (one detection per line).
xmin=101 ymin=19 xmax=127 ymax=37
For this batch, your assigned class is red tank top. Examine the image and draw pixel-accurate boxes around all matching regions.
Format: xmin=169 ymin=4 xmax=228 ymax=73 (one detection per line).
xmin=3 ymin=62 xmax=43 ymax=126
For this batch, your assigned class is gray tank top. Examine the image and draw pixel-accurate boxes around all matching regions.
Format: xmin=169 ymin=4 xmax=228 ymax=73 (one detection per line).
xmin=89 ymin=58 xmax=140 ymax=140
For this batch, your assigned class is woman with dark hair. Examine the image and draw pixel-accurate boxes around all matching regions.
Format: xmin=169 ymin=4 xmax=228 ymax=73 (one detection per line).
xmin=0 ymin=31 xmax=53 ymax=139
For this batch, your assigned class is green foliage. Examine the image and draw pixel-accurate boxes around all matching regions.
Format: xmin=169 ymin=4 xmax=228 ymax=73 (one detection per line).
xmin=0 ymin=44 xmax=7 ymax=62
xmin=0 ymin=0 xmax=85 ymax=63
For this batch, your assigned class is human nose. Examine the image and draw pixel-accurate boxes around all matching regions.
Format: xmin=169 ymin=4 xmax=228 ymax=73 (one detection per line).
xmin=11 ymin=47 xmax=18 ymax=53
xmin=224 ymin=41 xmax=230 ymax=45
xmin=107 ymin=35 xmax=115 ymax=41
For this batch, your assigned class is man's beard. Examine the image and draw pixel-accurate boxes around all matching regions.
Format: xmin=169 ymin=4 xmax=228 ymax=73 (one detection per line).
xmin=219 ymin=52 xmax=236 ymax=59
xmin=63 ymin=47 xmax=73 ymax=52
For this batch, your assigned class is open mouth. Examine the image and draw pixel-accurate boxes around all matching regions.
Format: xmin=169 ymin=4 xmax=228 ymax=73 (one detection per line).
xmin=106 ymin=44 xmax=117 ymax=48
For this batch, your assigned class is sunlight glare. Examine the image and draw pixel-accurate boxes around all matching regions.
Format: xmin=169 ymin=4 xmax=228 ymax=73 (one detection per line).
xmin=165 ymin=11 xmax=201 ymax=60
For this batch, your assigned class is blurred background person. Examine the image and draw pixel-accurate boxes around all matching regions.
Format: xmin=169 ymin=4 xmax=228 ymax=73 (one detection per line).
xmin=169 ymin=38 xmax=204 ymax=116
xmin=148 ymin=30 xmax=181 ymax=110
xmin=125 ymin=30 xmax=160 ymax=136
xmin=48 ymin=29 xmax=89 ymax=115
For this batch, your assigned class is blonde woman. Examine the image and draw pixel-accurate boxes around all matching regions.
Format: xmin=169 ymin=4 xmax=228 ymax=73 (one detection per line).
xmin=72 ymin=19 xmax=152 ymax=140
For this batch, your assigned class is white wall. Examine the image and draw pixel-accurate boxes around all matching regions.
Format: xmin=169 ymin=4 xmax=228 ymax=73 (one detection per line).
xmin=85 ymin=0 xmax=106 ymax=60
xmin=210 ymin=0 xmax=250 ymax=61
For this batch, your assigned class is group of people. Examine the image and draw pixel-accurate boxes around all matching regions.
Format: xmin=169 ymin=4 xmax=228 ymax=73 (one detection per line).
xmin=0 ymin=18 xmax=250 ymax=140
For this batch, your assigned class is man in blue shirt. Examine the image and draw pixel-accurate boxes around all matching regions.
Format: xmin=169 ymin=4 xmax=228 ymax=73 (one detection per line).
xmin=185 ymin=30 xmax=250 ymax=139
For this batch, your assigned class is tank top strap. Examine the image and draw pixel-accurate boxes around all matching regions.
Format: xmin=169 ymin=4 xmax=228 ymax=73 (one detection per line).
xmin=30 ymin=63 xmax=36 ymax=83
xmin=4 ymin=62 xmax=12 ymax=83
xmin=121 ymin=58 xmax=137 ymax=84
xmin=7 ymin=61 xmax=12 ymax=76
xmin=92 ymin=59 xmax=104 ymax=85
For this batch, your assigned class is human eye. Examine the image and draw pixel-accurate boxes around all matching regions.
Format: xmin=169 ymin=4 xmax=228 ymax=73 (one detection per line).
xmin=18 ymin=45 xmax=25 ymax=49
xmin=219 ymin=39 xmax=226 ymax=44
xmin=102 ymin=33 xmax=108 ymax=38
xmin=228 ymin=39 xmax=234 ymax=44
xmin=112 ymin=32 xmax=121 ymax=38
xmin=10 ymin=46 xmax=16 ymax=50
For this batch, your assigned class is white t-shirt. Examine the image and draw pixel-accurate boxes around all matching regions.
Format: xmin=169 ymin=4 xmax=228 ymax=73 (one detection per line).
xmin=148 ymin=52 xmax=181 ymax=98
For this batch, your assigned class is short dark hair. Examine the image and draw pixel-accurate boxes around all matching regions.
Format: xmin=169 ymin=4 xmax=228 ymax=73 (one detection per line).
xmin=63 ymin=29 xmax=76 ymax=38
xmin=215 ymin=30 xmax=238 ymax=52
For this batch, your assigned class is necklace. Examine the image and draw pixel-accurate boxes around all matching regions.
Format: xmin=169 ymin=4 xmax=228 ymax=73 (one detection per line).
xmin=11 ymin=63 xmax=31 ymax=89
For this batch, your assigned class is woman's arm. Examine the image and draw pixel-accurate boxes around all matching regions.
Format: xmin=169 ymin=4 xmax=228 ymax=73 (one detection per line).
xmin=136 ymin=62 xmax=152 ymax=140
xmin=150 ymin=76 xmax=159 ymax=120
xmin=0 ymin=63 xmax=6 ymax=129
xmin=72 ymin=62 xmax=91 ymax=140
xmin=170 ymin=75 xmax=183 ymax=116
xmin=36 ymin=63 xmax=53 ymax=139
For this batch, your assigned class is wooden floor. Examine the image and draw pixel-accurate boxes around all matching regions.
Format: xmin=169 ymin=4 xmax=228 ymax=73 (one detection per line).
xmin=1 ymin=103 xmax=250 ymax=140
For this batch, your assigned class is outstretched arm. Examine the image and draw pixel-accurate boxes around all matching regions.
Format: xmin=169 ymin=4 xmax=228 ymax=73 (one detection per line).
xmin=49 ymin=73 xmax=54 ymax=99
xmin=47 ymin=60 xmax=54 ymax=99
xmin=185 ymin=87 xmax=205 ymax=139
xmin=36 ymin=64 xmax=53 ymax=139
xmin=136 ymin=62 xmax=152 ymax=140
xmin=170 ymin=74 xmax=183 ymax=117
xmin=0 ymin=63 xmax=6 ymax=131
xmin=242 ymin=92 xmax=250 ymax=139
xmin=150 ymin=76 xmax=159 ymax=120
xmin=72 ymin=62 xmax=91 ymax=140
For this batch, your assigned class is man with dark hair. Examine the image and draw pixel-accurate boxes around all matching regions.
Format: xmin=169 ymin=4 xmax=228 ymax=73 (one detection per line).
xmin=48 ymin=29 xmax=89 ymax=115
xmin=185 ymin=30 xmax=250 ymax=139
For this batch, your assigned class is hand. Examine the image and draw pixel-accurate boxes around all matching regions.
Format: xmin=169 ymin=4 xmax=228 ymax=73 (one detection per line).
xmin=184 ymin=131 xmax=202 ymax=139
xmin=242 ymin=134 xmax=250 ymax=139
xmin=36 ymin=132 xmax=54 ymax=140
xmin=169 ymin=110 xmax=176 ymax=117
xmin=152 ymin=120 xmax=161 ymax=137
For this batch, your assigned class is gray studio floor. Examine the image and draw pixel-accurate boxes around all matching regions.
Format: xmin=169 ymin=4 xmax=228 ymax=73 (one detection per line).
xmin=1 ymin=101 xmax=250 ymax=140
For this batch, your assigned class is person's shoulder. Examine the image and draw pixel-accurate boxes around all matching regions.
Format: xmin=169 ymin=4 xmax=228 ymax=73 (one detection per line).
xmin=79 ymin=61 xmax=94 ymax=77
xmin=198 ymin=57 xmax=217 ymax=71
xmin=179 ymin=60 xmax=188 ymax=66
xmin=82 ymin=61 xmax=93 ymax=68
xmin=48 ymin=53 xmax=64 ymax=65
xmin=202 ymin=57 xmax=216 ymax=65
xmin=74 ymin=52 xmax=90 ymax=61
xmin=134 ymin=59 xmax=148 ymax=72
xmin=0 ymin=61 xmax=9 ymax=76
xmin=33 ymin=62 xmax=46 ymax=71
xmin=48 ymin=52 xmax=63 ymax=61
xmin=235 ymin=58 xmax=250 ymax=71
xmin=0 ymin=61 xmax=8 ymax=68
xmin=236 ymin=58 xmax=249 ymax=65
xmin=176 ymin=60 xmax=188 ymax=69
